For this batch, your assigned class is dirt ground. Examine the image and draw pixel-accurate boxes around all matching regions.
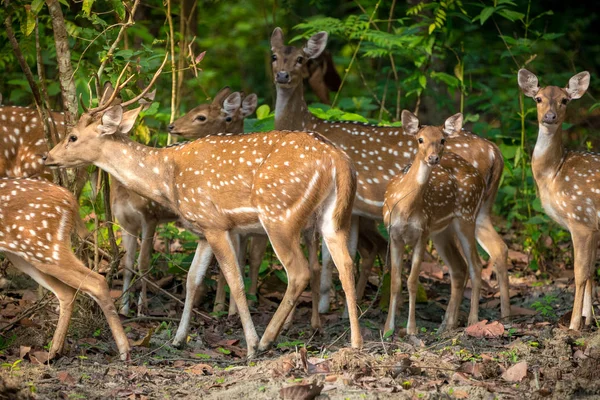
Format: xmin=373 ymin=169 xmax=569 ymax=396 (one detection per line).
xmin=2 ymin=251 xmax=600 ymax=400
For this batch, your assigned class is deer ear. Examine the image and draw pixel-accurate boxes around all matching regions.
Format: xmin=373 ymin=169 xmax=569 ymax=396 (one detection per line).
xmin=119 ymin=106 xmax=143 ymax=134
xmin=566 ymin=71 xmax=590 ymax=99
xmin=303 ymin=32 xmax=328 ymax=59
xmin=212 ymin=86 xmax=232 ymax=106
xmin=271 ymin=27 xmax=284 ymax=51
xmin=223 ymin=92 xmax=242 ymax=115
xmin=98 ymin=105 xmax=123 ymax=135
xmin=139 ymin=89 xmax=156 ymax=111
xmin=242 ymin=94 xmax=258 ymax=117
xmin=443 ymin=113 xmax=463 ymax=136
xmin=401 ymin=110 xmax=420 ymax=136
xmin=518 ymin=69 xmax=540 ymax=98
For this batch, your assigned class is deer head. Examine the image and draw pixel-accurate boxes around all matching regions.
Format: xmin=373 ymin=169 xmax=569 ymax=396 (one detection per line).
xmin=167 ymin=88 xmax=257 ymax=138
xmin=402 ymin=111 xmax=463 ymax=167
xmin=44 ymin=105 xmax=142 ymax=168
xmin=518 ymin=69 xmax=590 ymax=128
xmin=270 ymin=27 xmax=328 ymax=89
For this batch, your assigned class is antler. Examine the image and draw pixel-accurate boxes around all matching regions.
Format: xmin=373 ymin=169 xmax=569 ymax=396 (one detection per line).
xmin=121 ymin=52 xmax=169 ymax=108
xmin=85 ymin=52 xmax=169 ymax=115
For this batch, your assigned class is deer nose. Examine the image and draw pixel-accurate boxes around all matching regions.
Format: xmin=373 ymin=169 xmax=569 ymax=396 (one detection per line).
xmin=543 ymin=112 xmax=557 ymax=124
xmin=276 ymin=71 xmax=290 ymax=84
xmin=168 ymin=124 xmax=175 ymax=132
xmin=41 ymin=153 xmax=48 ymax=162
xmin=428 ymin=155 xmax=440 ymax=165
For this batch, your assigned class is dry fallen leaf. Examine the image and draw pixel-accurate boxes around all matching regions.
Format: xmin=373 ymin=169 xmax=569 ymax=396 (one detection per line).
xmin=57 ymin=371 xmax=77 ymax=385
xmin=465 ymin=320 xmax=505 ymax=338
xmin=502 ymin=361 xmax=528 ymax=382
xmin=279 ymin=383 xmax=323 ymax=400
xmin=185 ymin=363 xmax=213 ymax=375
xmin=131 ymin=328 xmax=153 ymax=348
xmin=19 ymin=346 xmax=31 ymax=359
xmin=510 ymin=306 xmax=537 ymax=316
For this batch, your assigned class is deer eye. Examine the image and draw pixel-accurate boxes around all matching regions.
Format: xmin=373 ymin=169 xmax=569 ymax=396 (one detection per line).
xmin=271 ymin=54 xmax=277 ymax=61
xmin=68 ymin=135 xmax=77 ymax=143
xmin=418 ymin=137 xmax=424 ymax=144
xmin=440 ymin=138 xmax=446 ymax=145
xmin=296 ymin=56 xmax=303 ymax=64
xmin=225 ymin=116 xmax=232 ymax=122
xmin=195 ymin=115 xmax=206 ymax=122
xmin=561 ymin=98 xmax=569 ymax=105
xmin=535 ymin=97 xmax=542 ymax=103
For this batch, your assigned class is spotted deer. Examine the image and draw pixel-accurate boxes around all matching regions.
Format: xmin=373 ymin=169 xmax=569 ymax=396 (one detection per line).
xmin=114 ymin=87 xmax=259 ymax=316
xmin=383 ymin=111 xmax=485 ymax=334
xmin=44 ymin=85 xmax=363 ymax=357
xmin=0 ymin=106 xmax=65 ymax=179
xmin=0 ymin=178 xmax=130 ymax=360
xmin=518 ymin=69 xmax=596 ymax=330
xmin=270 ymin=27 xmax=510 ymax=318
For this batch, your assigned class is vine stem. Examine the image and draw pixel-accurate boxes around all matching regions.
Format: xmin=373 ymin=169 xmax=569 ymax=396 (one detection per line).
xmin=332 ymin=0 xmax=381 ymax=109
xmin=166 ymin=0 xmax=176 ymax=146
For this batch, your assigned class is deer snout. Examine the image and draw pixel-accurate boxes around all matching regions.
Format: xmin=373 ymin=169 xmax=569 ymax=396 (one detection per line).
xmin=542 ymin=111 xmax=557 ymax=124
xmin=167 ymin=124 xmax=175 ymax=132
xmin=427 ymin=155 xmax=440 ymax=165
xmin=41 ymin=153 xmax=48 ymax=162
xmin=276 ymin=71 xmax=290 ymax=84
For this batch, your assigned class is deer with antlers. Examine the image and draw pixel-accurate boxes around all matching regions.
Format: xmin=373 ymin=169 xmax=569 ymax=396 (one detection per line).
xmin=114 ymin=86 xmax=259 ymax=316
xmin=270 ymin=27 xmax=510 ymax=322
xmin=43 ymin=73 xmax=363 ymax=356
xmin=518 ymin=69 xmax=596 ymax=330
xmin=384 ymin=111 xmax=485 ymax=334
xmin=0 ymin=178 xmax=130 ymax=360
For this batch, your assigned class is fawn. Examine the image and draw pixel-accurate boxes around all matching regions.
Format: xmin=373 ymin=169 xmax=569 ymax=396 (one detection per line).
xmin=383 ymin=111 xmax=485 ymax=334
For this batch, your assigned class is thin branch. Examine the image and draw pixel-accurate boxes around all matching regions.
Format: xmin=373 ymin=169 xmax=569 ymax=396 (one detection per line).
xmin=165 ymin=0 xmax=176 ymax=145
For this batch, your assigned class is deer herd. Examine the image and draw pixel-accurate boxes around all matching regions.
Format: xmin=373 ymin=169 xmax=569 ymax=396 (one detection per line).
xmin=0 ymin=27 xmax=595 ymax=362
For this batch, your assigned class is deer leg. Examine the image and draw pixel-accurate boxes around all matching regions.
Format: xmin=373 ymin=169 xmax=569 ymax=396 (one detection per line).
xmin=248 ymin=235 xmax=268 ymax=308
xmin=120 ymin=231 xmax=138 ymax=316
xmin=28 ymin=253 xmax=130 ymax=360
xmin=407 ymin=237 xmax=426 ymax=335
xmin=173 ymin=240 xmax=214 ymax=347
xmin=6 ymin=254 xmax=77 ymax=358
xmin=213 ymin=271 xmax=227 ymax=313
xmin=323 ymin=228 xmax=363 ymax=349
xmin=383 ymin=232 xmax=404 ymax=334
xmin=433 ymin=232 xmax=468 ymax=332
xmin=258 ymin=227 xmax=311 ymax=352
xmin=305 ymin=230 xmax=322 ymax=331
xmin=455 ymin=220 xmax=482 ymax=326
xmin=228 ymin=234 xmax=247 ymax=316
xmin=340 ymin=216 xmax=360 ymax=319
xmin=204 ymin=230 xmax=259 ymax=357
xmin=475 ymin=210 xmax=510 ymax=317
xmin=571 ymin=230 xmax=597 ymax=330
xmin=137 ymin=219 xmax=157 ymax=316
xmin=356 ymin=234 xmax=376 ymax=301
xmin=318 ymin=238 xmax=333 ymax=313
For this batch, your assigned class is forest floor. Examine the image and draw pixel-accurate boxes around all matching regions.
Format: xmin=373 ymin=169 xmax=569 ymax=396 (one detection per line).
xmin=2 ymin=247 xmax=600 ymax=399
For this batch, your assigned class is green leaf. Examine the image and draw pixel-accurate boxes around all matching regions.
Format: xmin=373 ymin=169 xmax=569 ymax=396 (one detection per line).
xmin=497 ymin=9 xmax=525 ymax=22
xmin=217 ymin=347 xmax=231 ymax=355
xmin=589 ymin=102 xmax=600 ymax=113
xmin=82 ymin=0 xmax=94 ymax=16
xmin=31 ymin=0 xmax=45 ymax=14
xmin=418 ymin=74 xmax=427 ymax=89
xmin=479 ymin=7 xmax=495 ymax=25
xmin=274 ymin=269 xmax=288 ymax=284
xmin=111 ymin=0 xmax=126 ymax=20
xmin=256 ymin=104 xmax=270 ymax=120
xmin=428 ymin=23 xmax=436 ymax=35
xmin=541 ymin=33 xmax=564 ymax=40
xmin=430 ymin=71 xmax=459 ymax=88
xmin=24 ymin=6 xmax=36 ymax=36
xmin=383 ymin=330 xmax=394 ymax=339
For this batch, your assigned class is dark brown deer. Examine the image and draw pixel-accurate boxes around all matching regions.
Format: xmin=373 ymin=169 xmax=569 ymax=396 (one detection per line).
xmin=518 ymin=69 xmax=595 ymax=330
xmin=384 ymin=111 xmax=485 ymax=334
xmin=270 ymin=27 xmax=510 ymax=321
xmin=44 ymin=83 xmax=363 ymax=357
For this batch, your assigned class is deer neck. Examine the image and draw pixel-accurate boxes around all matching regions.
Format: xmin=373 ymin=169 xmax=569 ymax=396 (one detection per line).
xmin=274 ymin=82 xmax=314 ymax=131
xmin=96 ymin=137 xmax=175 ymax=207
xmin=398 ymin=157 xmax=431 ymax=212
xmin=531 ymin=123 xmax=566 ymax=181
